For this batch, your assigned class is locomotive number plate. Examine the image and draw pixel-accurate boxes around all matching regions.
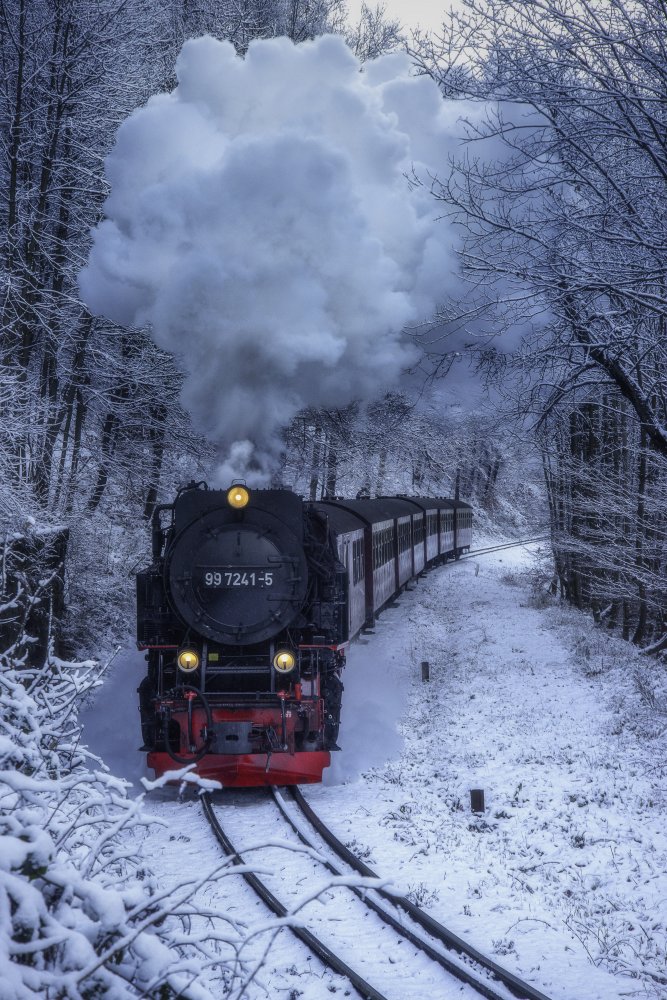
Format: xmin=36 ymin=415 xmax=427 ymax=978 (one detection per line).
xmin=201 ymin=568 xmax=274 ymax=588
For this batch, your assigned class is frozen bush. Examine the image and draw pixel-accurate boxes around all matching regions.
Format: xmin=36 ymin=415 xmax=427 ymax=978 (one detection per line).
xmin=0 ymin=643 xmax=242 ymax=999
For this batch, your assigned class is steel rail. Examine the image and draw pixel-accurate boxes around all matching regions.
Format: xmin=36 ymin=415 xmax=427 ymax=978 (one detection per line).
xmin=462 ymin=536 xmax=550 ymax=560
xmin=200 ymin=792 xmax=388 ymax=1000
xmin=272 ymin=787 xmax=515 ymax=1000
xmin=289 ymin=786 xmax=555 ymax=1000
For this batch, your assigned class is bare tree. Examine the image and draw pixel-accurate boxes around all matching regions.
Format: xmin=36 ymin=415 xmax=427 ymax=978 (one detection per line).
xmin=347 ymin=2 xmax=403 ymax=61
xmin=412 ymin=0 xmax=667 ymax=650
xmin=415 ymin=0 xmax=667 ymax=453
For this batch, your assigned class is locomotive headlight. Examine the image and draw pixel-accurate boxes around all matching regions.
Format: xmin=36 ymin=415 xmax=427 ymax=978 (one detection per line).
xmin=177 ymin=648 xmax=200 ymax=672
xmin=273 ymin=649 xmax=296 ymax=673
xmin=227 ymin=485 xmax=250 ymax=509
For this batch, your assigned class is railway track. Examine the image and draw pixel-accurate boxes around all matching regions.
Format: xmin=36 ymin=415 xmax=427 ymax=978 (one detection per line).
xmin=462 ymin=535 xmax=549 ymax=561
xmin=196 ymin=532 xmax=553 ymax=996
xmin=201 ymin=789 xmax=553 ymax=1000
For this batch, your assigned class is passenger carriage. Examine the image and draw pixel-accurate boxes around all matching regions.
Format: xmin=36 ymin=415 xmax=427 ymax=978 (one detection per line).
xmin=314 ymin=495 xmax=473 ymax=637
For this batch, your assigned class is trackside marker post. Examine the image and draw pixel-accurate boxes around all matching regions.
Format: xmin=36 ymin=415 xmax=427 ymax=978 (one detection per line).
xmin=470 ymin=789 xmax=485 ymax=813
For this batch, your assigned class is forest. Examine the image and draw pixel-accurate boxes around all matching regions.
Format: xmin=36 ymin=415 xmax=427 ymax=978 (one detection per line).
xmin=0 ymin=0 xmax=665 ymax=995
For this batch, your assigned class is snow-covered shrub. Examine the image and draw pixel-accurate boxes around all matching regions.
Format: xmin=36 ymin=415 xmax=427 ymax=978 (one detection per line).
xmin=405 ymin=881 xmax=439 ymax=908
xmin=0 ymin=648 xmax=234 ymax=999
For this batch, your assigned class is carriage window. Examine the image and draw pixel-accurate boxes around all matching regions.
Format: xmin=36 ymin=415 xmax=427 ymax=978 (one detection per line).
xmin=353 ymin=537 xmax=365 ymax=584
xmin=373 ymin=526 xmax=396 ymax=567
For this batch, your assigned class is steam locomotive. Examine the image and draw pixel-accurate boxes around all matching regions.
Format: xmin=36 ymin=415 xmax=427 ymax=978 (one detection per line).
xmin=136 ymin=482 xmax=472 ymax=786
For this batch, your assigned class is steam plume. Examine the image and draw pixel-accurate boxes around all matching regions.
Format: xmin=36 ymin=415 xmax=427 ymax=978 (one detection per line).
xmin=80 ymin=34 xmax=466 ymax=482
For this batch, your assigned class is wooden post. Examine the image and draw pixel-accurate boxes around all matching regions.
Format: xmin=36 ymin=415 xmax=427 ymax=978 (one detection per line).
xmin=470 ymin=789 xmax=485 ymax=813
xmin=421 ymin=660 xmax=430 ymax=682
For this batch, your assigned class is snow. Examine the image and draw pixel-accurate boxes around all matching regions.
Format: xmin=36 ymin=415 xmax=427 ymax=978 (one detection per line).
xmin=80 ymin=543 xmax=667 ymax=998
xmin=78 ymin=645 xmax=150 ymax=791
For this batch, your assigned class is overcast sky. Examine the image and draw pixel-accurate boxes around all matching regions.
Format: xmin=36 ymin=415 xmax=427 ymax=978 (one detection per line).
xmin=347 ymin=0 xmax=453 ymax=35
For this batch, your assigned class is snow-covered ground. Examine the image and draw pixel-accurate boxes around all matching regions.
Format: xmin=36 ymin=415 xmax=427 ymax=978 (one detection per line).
xmin=81 ymin=544 xmax=667 ymax=999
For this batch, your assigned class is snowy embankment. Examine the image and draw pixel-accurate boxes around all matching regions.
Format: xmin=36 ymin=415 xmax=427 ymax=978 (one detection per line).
xmin=82 ymin=544 xmax=667 ymax=1000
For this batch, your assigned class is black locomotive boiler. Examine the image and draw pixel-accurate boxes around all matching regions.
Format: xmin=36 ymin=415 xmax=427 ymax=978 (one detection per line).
xmin=136 ymin=481 xmax=472 ymax=785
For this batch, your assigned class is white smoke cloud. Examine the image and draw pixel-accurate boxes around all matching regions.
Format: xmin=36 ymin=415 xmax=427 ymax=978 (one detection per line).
xmin=215 ymin=439 xmax=271 ymax=487
xmin=80 ymin=34 xmax=469 ymax=483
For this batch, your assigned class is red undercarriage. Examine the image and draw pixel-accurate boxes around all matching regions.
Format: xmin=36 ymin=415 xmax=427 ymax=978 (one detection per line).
xmin=146 ymin=749 xmax=331 ymax=786
xmin=146 ymin=696 xmax=330 ymax=786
